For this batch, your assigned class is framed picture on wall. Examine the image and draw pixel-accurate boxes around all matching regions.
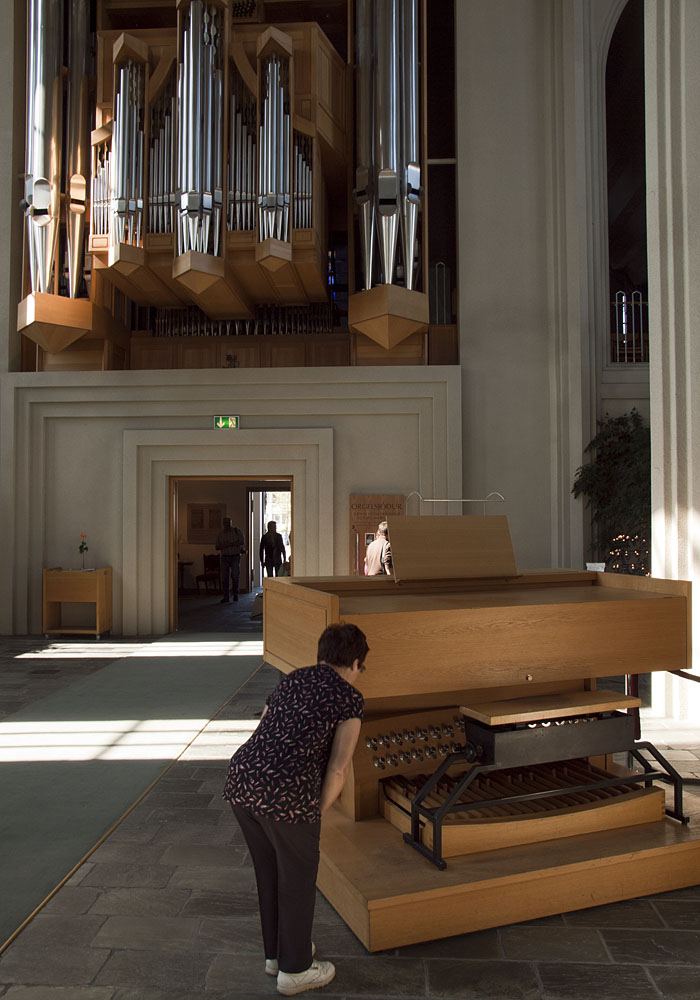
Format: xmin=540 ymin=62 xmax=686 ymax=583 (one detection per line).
xmin=187 ymin=503 xmax=226 ymax=544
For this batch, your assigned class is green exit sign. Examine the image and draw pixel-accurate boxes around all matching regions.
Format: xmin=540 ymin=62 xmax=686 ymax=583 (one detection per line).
xmin=214 ymin=416 xmax=240 ymax=429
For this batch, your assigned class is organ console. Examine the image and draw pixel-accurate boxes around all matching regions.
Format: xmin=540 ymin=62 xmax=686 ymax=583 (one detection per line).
xmin=263 ymin=514 xmax=700 ymax=951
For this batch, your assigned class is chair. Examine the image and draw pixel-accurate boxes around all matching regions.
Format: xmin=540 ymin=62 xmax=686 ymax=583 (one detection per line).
xmin=196 ymin=553 xmax=220 ymax=594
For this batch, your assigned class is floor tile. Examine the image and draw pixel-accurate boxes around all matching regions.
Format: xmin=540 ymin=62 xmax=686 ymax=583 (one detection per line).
xmin=1 ymin=989 xmax=114 ymax=1000
xmin=180 ymin=888 xmax=259 ymax=917
xmin=0 ymin=945 xmax=110 ymax=987
xmin=9 ymin=915 xmax=107 ymax=950
xmin=397 ymin=929 xmax=501 ymax=960
xmin=646 ymin=965 xmax=700 ymax=998
xmin=191 ymin=915 xmax=262 ymax=953
xmin=563 ymin=899 xmax=665 ymax=928
xmin=94 ymin=951 xmax=211 ymax=991
xmin=158 ymin=843 xmax=247 ymax=867
xmin=427 ymin=958 xmax=541 ymax=999
xmin=40 ymin=887 xmax=101 ymax=916
xmin=87 ymin=887 xmax=190 ymax=917
xmin=79 ymin=864 xmax=175 ymax=889
xmin=601 ymin=928 xmax=700 ymax=965
xmin=166 ymin=864 xmax=257 ymax=892
xmin=537 ymin=962 xmax=658 ymax=999
xmin=87 ymin=842 xmax=168 ymax=865
xmin=652 ymin=900 xmax=700 ymax=929
xmin=90 ymin=915 xmax=200 ymax=951
xmin=500 ymin=926 xmax=608 ymax=963
xmin=205 ymin=953 xmax=278 ymax=994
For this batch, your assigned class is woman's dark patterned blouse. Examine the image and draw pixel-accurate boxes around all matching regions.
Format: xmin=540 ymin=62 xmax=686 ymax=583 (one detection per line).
xmin=222 ymin=663 xmax=364 ymax=823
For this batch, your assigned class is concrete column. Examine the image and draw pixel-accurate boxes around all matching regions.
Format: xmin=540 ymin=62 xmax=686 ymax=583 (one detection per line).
xmin=645 ymin=0 xmax=700 ymax=718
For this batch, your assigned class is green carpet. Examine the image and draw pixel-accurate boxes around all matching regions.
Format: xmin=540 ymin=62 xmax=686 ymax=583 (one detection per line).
xmin=0 ymin=634 xmax=262 ymax=947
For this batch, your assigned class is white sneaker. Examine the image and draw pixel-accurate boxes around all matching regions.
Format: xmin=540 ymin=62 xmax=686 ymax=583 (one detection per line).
xmin=266 ymin=942 xmax=315 ymax=976
xmin=276 ymin=959 xmax=335 ymax=996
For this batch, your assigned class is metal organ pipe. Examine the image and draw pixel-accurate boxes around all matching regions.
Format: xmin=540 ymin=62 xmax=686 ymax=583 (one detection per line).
xmin=149 ymin=75 xmax=177 ymax=234
xmin=24 ymin=0 xmax=63 ymax=294
xmin=258 ymin=54 xmax=290 ymax=243
xmin=111 ymin=60 xmax=145 ymax=247
xmin=374 ymin=0 xmax=400 ymax=285
xmin=66 ymin=0 xmax=90 ymax=298
xmin=177 ymin=1 xmax=223 ymax=255
xmin=401 ymin=0 xmax=421 ymax=290
xmin=227 ymin=73 xmax=257 ymax=232
xmin=354 ymin=0 xmax=374 ymax=289
xmin=354 ymin=0 xmax=422 ymax=292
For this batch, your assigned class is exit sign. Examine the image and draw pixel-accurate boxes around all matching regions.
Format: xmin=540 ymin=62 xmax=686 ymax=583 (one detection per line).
xmin=214 ymin=416 xmax=240 ymax=429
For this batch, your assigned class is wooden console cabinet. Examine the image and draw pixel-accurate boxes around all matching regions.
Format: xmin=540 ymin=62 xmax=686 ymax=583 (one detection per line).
xmin=42 ymin=568 xmax=113 ymax=639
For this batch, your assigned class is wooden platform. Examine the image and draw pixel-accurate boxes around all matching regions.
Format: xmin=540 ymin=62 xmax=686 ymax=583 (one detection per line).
xmin=318 ymin=793 xmax=700 ymax=952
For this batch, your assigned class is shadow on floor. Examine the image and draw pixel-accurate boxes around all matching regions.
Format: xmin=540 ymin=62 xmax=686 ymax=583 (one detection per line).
xmin=176 ymin=588 xmax=263 ymax=633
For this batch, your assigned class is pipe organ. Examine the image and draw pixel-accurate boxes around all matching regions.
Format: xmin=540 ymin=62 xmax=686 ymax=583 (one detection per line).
xmin=19 ymin=0 xmax=372 ymax=364
xmin=262 ymin=515 xmax=700 ymax=951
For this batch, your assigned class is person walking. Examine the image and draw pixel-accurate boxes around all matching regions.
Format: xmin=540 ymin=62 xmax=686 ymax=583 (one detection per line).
xmin=215 ymin=516 xmax=245 ymax=602
xmin=259 ymin=520 xmax=287 ymax=577
xmin=364 ymin=520 xmax=392 ymax=576
xmin=223 ymin=622 xmax=368 ymax=996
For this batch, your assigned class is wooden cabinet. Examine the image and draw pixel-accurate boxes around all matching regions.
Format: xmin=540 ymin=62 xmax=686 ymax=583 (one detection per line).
xmin=42 ymin=568 xmax=113 ymax=639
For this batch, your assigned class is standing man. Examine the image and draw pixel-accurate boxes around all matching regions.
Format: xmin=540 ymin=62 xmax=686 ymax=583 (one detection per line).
xmin=259 ymin=520 xmax=286 ymax=577
xmin=364 ymin=521 xmax=392 ymax=576
xmin=216 ymin=516 xmax=246 ymax=602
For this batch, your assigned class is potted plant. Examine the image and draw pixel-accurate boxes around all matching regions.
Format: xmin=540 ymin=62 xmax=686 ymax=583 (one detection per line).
xmin=572 ymin=410 xmax=651 ymax=574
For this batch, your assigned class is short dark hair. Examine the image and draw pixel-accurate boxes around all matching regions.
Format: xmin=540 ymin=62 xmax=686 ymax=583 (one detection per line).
xmin=317 ymin=623 xmax=369 ymax=670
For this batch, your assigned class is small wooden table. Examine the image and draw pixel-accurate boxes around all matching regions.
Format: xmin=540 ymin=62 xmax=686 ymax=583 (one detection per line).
xmin=42 ymin=568 xmax=112 ymax=639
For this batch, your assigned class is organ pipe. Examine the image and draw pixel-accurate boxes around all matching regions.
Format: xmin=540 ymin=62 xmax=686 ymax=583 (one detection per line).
xmin=24 ymin=0 xmax=63 ymax=294
xmin=111 ymin=59 xmax=145 ymax=246
xmin=66 ymin=0 xmax=90 ymax=297
xmin=400 ymin=0 xmax=421 ymax=290
xmin=149 ymin=74 xmax=177 ymax=235
xmin=355 ymin=0 xmax=422 ymax=291
xmin=354 ymin=0 xmax=374 ymax=289
xmin=258 ymin=53 xmax=290 ymax=242
xmin=177 ymin=1 xmax=224 ymax=256
xmin=227 ymin=72 xmax=257 ymax=231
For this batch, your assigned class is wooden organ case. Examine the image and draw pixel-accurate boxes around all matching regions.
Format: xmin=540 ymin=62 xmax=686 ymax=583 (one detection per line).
xmin=263 ymin=515 xmax=700 ymax=951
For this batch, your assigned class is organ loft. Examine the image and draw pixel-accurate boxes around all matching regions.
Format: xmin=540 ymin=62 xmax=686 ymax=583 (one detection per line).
xmin=19 ymin=0 xmax=457 ymax=372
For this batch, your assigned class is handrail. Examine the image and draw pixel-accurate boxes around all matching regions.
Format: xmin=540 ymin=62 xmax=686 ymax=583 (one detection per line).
xmin=405 ymin=491 xmax=506 ymax=515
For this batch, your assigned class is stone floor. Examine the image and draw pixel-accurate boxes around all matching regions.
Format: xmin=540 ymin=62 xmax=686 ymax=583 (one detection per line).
xmin=0 ymin=630 xmax=699 ymax=999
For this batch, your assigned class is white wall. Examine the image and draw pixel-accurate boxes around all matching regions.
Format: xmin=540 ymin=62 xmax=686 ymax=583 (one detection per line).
xmin=0 ymin=367 xmax=461 ymax=635
xmin=455 ymin=0 xmax=650 ymax=571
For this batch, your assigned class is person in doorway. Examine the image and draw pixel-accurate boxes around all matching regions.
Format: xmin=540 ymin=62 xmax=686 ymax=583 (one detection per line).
xmin=364 ymin=520 xmax=392 ymax=576
xmin=259 ymin=520 xmax=286 ymax=577
xmin=215 ymin=516 xmax=246 ymax=602
xmin=223 ymin=622 xmax=367 ymax=996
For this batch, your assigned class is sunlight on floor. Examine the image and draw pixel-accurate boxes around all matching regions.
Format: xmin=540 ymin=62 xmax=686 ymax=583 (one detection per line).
xmin=0 ymin=718 xmax=258 ymax=762
xmin=15 ymin=639 xmax=265 ymax=659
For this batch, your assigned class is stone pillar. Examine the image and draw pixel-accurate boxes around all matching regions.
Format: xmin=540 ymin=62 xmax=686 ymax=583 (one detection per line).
xmin=645 ymin=0 xmax=700 ymax=718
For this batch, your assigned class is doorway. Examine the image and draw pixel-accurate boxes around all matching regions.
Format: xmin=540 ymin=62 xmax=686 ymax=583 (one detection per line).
xmin=249 ymin=487 xmax=293 ymax=589
xmin=170 ymin=475 xmax=293 ymax=632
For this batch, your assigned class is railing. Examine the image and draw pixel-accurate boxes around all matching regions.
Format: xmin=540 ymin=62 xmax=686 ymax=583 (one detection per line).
xmin=610 ymin=290 xmax=648 ymax=363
